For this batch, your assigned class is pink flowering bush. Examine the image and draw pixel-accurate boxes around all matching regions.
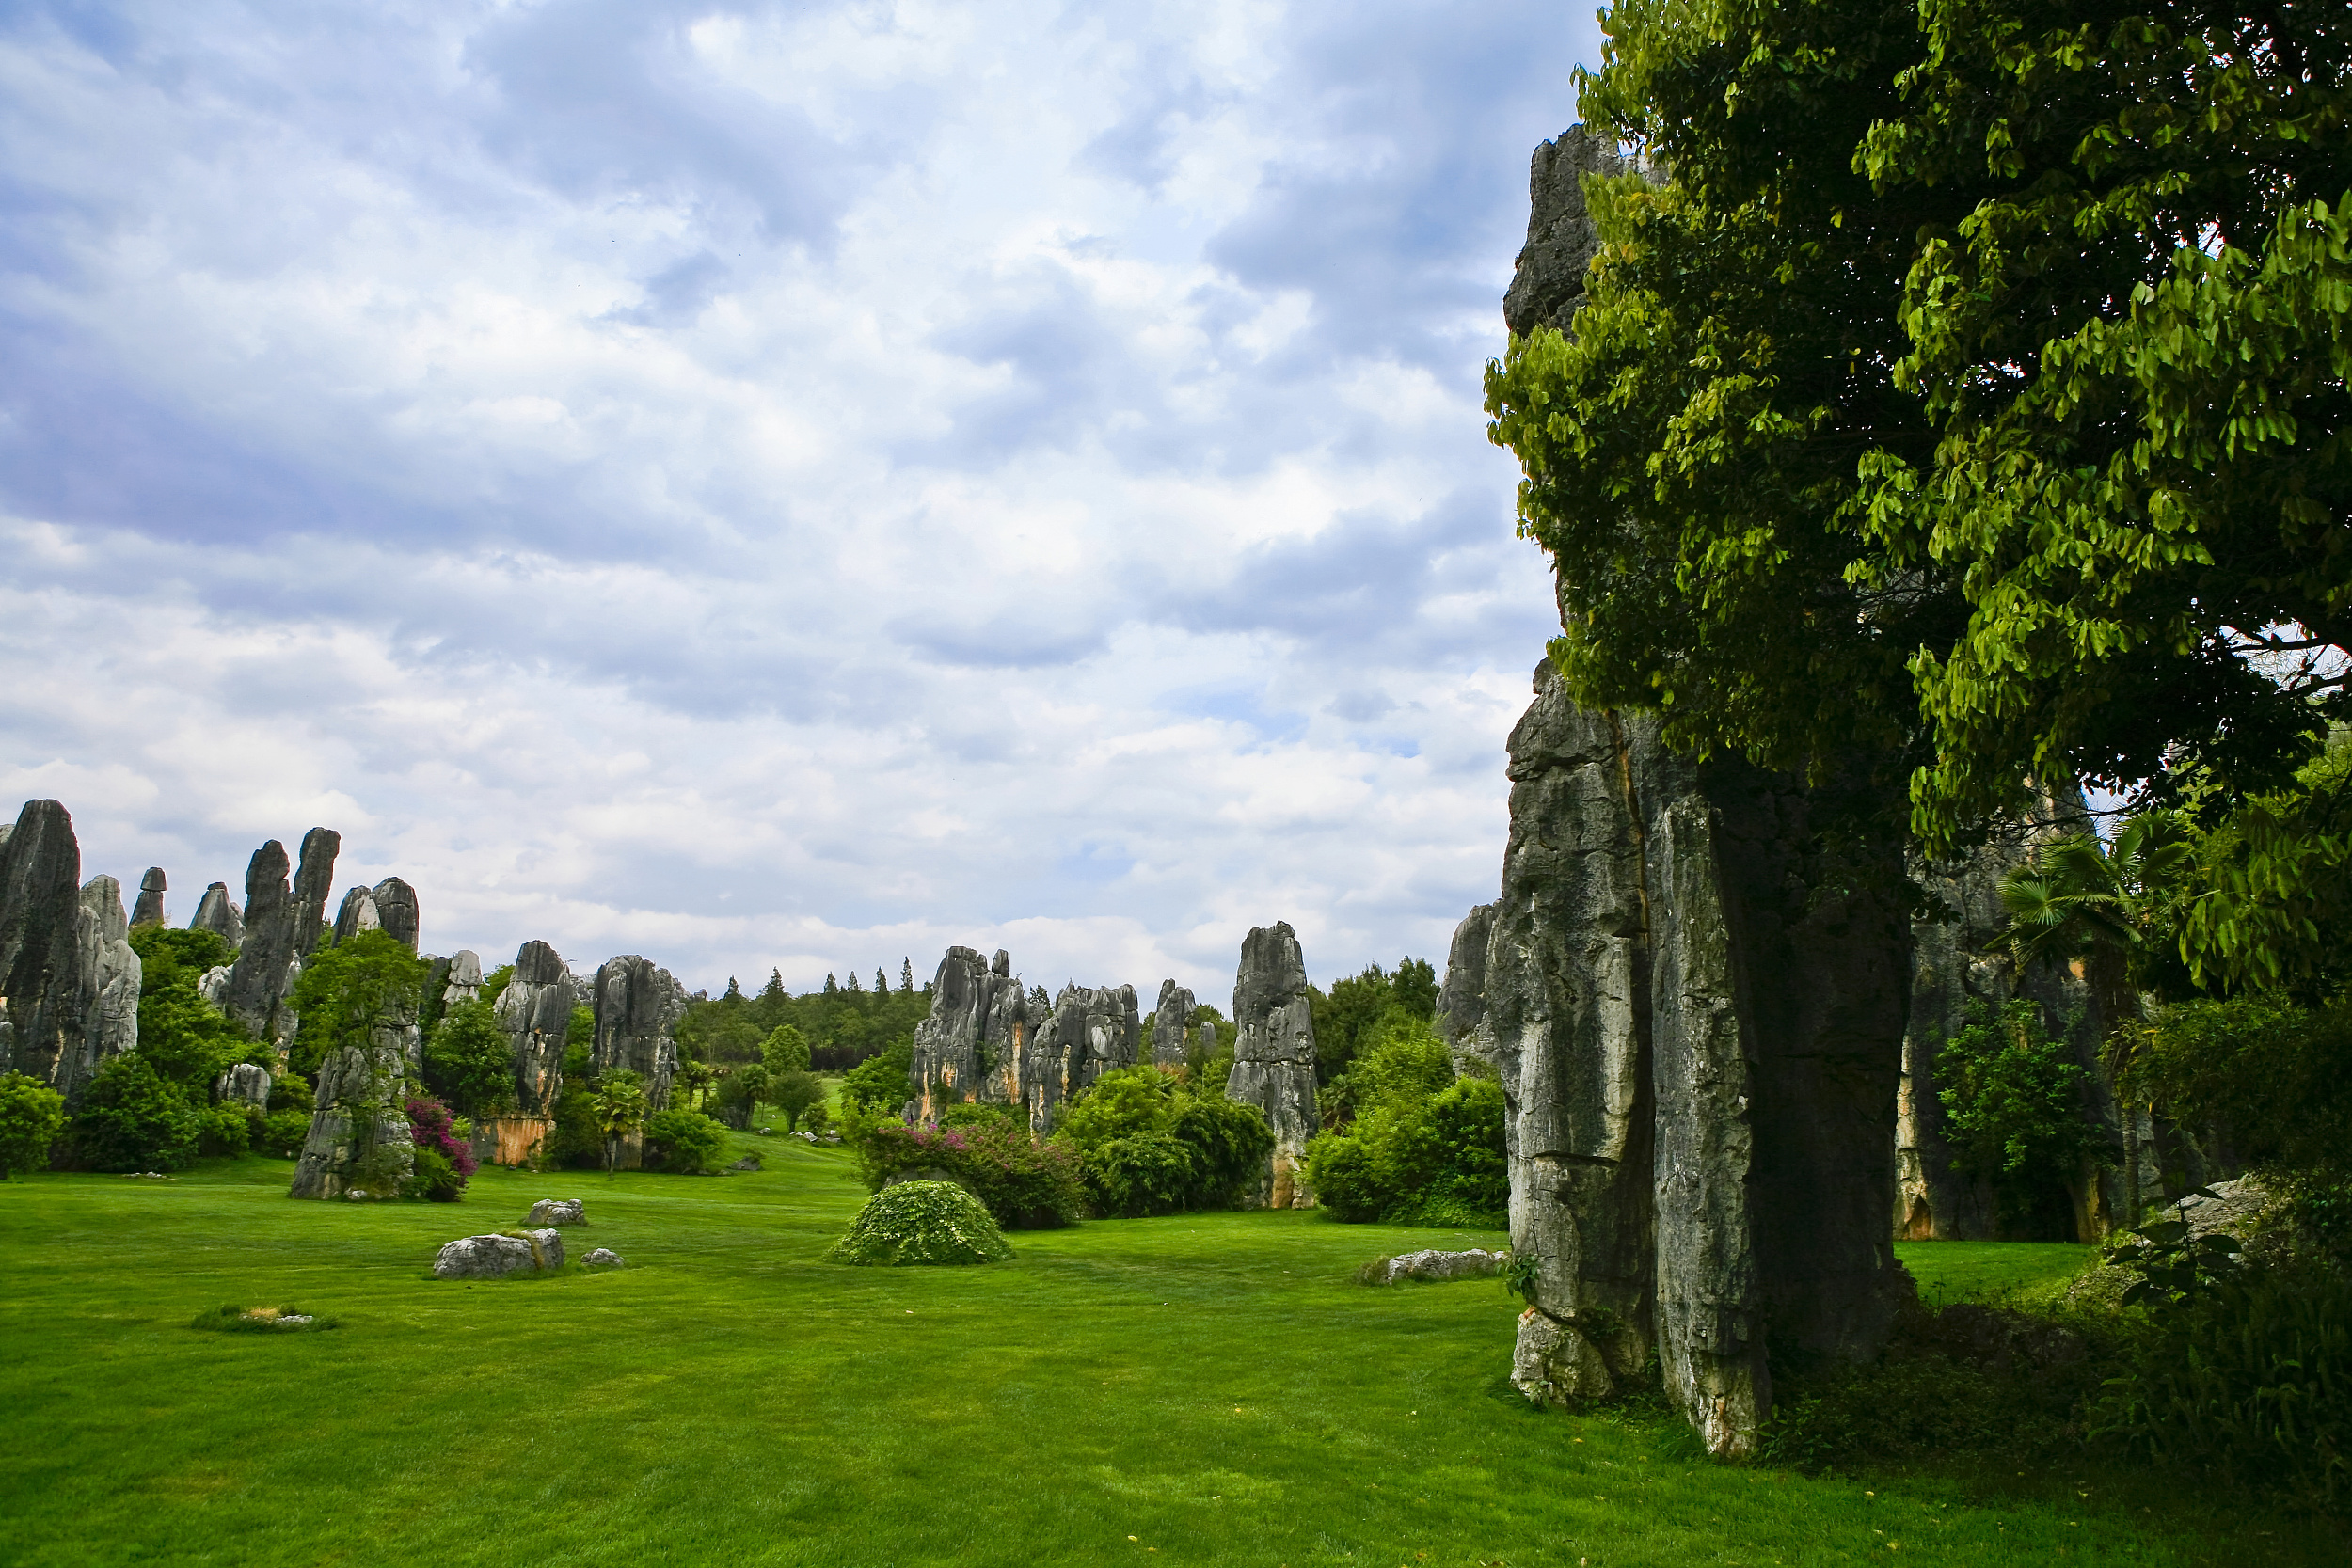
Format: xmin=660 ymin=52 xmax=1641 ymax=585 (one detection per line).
xmin=403 ymin=1095 xmax=475 ymax=1201
xmin=856 ymin=1117 xmax=1084 ymax=1228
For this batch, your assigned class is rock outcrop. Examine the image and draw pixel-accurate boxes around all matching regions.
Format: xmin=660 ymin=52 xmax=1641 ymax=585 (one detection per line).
xmin=591 ymin=955 xmax=685 ymax=1167
xmin=215 ymin=1061 xmax=272 ymax=1109
xmin=1363 ymin=1248 xmax=1511 ymax=1285
xmin=332 ymin=885 xmax=381 ymax=945
xmin=1503 ymin=129 xmax=1648 ymax=340
xmin=0 ymin=800 xmax=99 ymax=1101
xmin=130 ymin=867 xmax=167 ymax=927
xmin=1446 ymin=662 xmax=1913 ymax=1458
xmin=288 ymin=959 xmax=421 ymax=1200
xmin=438 ymin=949 xmax=484 ymax=1012
xmin=433 ymin=1229 xmax=564 ymax=1279
xmin=77 ymin=876 xmax=141 ymax=1065
xmin=1225 ymin=923 xmax=1319 ymax=1209
xmin=371 ymin=878 xmax=419 ymax=951
xmin=477 ymin=942 xmax=578 ymax=1165
xmin=911 ymin=946 xmax=1037 ymax=1121
xmin=190 ymin=882 xmax=243 ymax=946
xmin=291 ymin=828 xmax=339 ymax=959
xmin=1151 ymin=980 xmax=1197 ymax=1069
xmin=1025 ymin=982 xmax=1141 ymax=1128
xmin=1435 ymin=901 xmax=1496 ymax=1069
xmin=527 ymin=1197 xmax=585 ymax=1226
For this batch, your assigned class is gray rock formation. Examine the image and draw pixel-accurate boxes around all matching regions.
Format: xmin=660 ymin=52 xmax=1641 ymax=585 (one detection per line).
xmin=371 ymin=878 xmax=419 ymax=951
xmin=440 ymin=949 xmax=484 ymax=1011
xmin=1503 ymin=128 xmax=1649 ymax=340
xmin=1151 ymin=980 xmax=1196 ymax=1069
xmin=215 ymin=1062 xmax=272 ymax=1109
xmin=527 ymin=1197 xmax=585 ymax=1226
xmin=332 ymin=885 xmax=381 ymax=945
xmin=198 ymin=965 xmax=231 ymax=1009
xmin=582 ymin=1247 xmax=624 ymax=1268
xmin=0 ymin=800 xmax=100 ymax=1101
xmin=130 ymin=867 xmax=167 ymax=927
xmin=288 ymin=965 xmax=421 ymax=1200
xmin=433 ymin=1229 xmax=564 ymax=1279
xmin=501 ymin=942 xmax=576 ymax=1117
xmin=1025 ymin=982 xmax=1141 ymax=1129
xmin=1364 ymin=1248 xmax=1510 ymax=1285
xmin=222 ymin=828 xmax=339 ymax=1046
xmin=592 ymin=955 xmax=686 ymax=1166
xmin=911 ymin=945 xmax=1038 ymax=1121
xmin=1435 ymin=901 xmax=1497 ymax=1068
xmin=190 ymin=882 xmax=243 ymax=946
xmin=1225 ymin=923 xmax=1319 ymax=1209
xmin=77 ymin=876 xmax=141 ymax=1065
xmin=291 ymin=828 xmax=339 ymax=958
xmin=1444 ymin=663 xmax=1912 ymax=1458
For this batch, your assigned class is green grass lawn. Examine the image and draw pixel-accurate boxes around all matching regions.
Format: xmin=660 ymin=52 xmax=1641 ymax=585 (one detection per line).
xmin=0 ymin=1137 xmax=2328 ymax=1567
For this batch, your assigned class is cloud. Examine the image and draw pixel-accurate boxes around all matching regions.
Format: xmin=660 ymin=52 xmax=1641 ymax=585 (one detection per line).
xmin=0 ymin=0 xmax=1597 ymax=999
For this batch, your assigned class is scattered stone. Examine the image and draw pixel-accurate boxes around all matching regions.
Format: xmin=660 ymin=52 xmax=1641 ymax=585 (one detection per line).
xmin=728 ymin=1154 xmax=761 ymax=1171
xmin=527 ymin=1198 xmax=585 ymax=1226
xmin=130 ymin=866 xmax=167 ymax=927
xmin=1225 ymin=922 xmax=1319 ymax=1209
xmin=583 ymin=1248 xmax=624 ymax=1269
xmin=271 ymin=1314 xmax=315 ymax=1327
xmin=189 ymin=881 xmax=244 ymax=946
xmin=432 ymin=1229 xmax=565 ymax=1279
xmin=1360 ymin=1248 xmax=1510 ymax=1285
xmin=2172 ymin=1174 xmax=2266 ymax=1240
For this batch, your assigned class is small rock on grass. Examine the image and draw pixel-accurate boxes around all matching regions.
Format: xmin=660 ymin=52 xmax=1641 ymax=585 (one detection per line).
xmin=1358 ymin=1248 xmax=1510 ymax=1285
xmin=434 ymin=1228 xmax=565 ymax=1279
xmin=527 ymin=1198 xmax=585 ymax=1226
xmin=583 ymin=1248 xmax=625 ymax=1269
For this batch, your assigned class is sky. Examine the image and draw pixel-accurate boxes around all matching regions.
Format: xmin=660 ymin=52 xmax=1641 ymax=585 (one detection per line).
xmin=0 ymin=0 xmax=1600 ymax=1004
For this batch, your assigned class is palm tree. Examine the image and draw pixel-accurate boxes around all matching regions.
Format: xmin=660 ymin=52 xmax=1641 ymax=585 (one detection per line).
xmin=590 ymin=1071 xmax=649 ymax=1176
xmin=1994 ymin=818 xmax=2191 ymax=1227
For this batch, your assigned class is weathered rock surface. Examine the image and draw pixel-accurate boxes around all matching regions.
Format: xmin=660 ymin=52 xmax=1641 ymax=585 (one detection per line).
xmin=527 ymin=1197 xmax=585 ymax=1226
xmin=1225 ymin=922 xmax=1319 ymax=1209
xmin=288 ymin=964 xmax=421 ymax=1200
xmin=433 ymin=1229 xmax=564 ymax=1279
xmin=199 ymin=965 xmax=231 ymax=1009
xmin=221 ymin=831 xmax=342 ymax=1046
xmin=130 ymin=867 xmax=167 ymax=927
xmin=370 ymin=878 xmax=419 ymax=951
xmin=1026 ymin=981 xmax=1141 ymax=1129
xmin=1434 ymin=901 xmax=1496 ymax=1067
xmin=0 ymin=800 xmax=95 ymax=1100
xmin=592 ymin=955 xmax=686 ymax=1167
xmin=190 ymin=882 xmax=244 ymax=946
xmin=911 ymin=945 xmax=1037 ymax=1122
xmin=1151 ymin=980 xmax=1196 ymax=1069
xmin=728 ymin=1154 xmax=761 ymax=1172
xmin=501 ymin=942 xmax=577 ymax=1117
xmin=1364 ymin=1248 xmax=1510 ymax=1285
xmin=78 ymin=875 xmax=141 ymax=1066
xmin=439 ymin=949 xmax=484 ymax=1011
xmin=215 ymin=1061 xmax=272 ymax=1109
xmin=583 ymin=1247 xmax=624 ymax=1269
xmin=331 ymin=885 xmax=381 ymax=945
xmin=290 ymin=828 xmax=339 ymax=960
xmin=1448 ymin=660 xmax=1912 ymax=1457
xmin=1502 ymin=128 xmax=1648 ymax=340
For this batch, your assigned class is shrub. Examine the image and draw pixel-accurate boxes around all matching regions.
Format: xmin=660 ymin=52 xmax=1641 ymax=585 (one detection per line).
xmin=1085 ymin=1132 xmax=1197 ymax=1217
xmin=1936 ymin=999 xmax=2117 ymax=1233
xmin=403 ymin=1096 xmax=475 ymax=1199
xmin=73 ymin=1055 xmax=200 ymax=1172
xmin=259 ymin=1109 xmax=311 ymax=1159
xmin=0 ymin=1071 xmax=67 ymax=1177
xmin=1052 ymin=1066 xmax=1276 ymax=1218
xmin=761 ymin=1024 xmax=811 ymax=1074
xmin=190 ymin=1304 xmax=339 ymax=1334
xmin=2092 ymin=1267 xmax=2352 ymax=1513
xmin=1304 ymin=1050 xmax=1507 ymax=1227
xmin=770 ymin=1069 xmax=824 ymax=1132
xmin=1170 ymin=1093 xmax=1274 ymax=1209
xmin=827 ymin=1180 xmax=1013 ymax=1266
xmin=401 ymin=1146 xmax=465 ymax=1202
xmin=197 ymin=1100 xmax=255 ymax=1158
xmin=858 ymin=1118 xmax=1085 ymax=1227
xmin=644 ymin=1107 xmax=728 ymax=1174
xmin=838 ymin=1036 xmax=914 ymax=1111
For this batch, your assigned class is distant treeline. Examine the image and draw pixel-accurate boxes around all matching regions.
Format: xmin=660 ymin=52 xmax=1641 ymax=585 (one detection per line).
xmin=677 ymin=964 xmax=930 ymax=1072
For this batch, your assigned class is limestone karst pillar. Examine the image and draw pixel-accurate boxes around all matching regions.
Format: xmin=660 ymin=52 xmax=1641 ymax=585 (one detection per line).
xmin=130 ymin=867 xmax=167 ymax=927
xmin=1225 ymin=923 xmax=1319 ymax=1209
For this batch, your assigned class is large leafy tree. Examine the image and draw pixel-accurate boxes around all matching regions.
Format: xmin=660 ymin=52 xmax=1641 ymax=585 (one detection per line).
xmin=1486 ymin=0 xmax=2348 ymax=853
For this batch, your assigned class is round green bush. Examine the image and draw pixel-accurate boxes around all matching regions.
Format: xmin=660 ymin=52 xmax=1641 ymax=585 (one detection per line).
xmin=827 ymin=1180 xmax=1013 ymax=1266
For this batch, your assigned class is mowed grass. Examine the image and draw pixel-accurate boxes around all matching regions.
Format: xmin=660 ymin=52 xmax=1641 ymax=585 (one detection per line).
xmin=0 ymin=1139 xmax=2328 ymax=1567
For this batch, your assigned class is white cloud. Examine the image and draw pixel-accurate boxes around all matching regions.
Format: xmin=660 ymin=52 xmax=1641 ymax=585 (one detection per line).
xmin=0 ymin=0 xmax=1596 ymax=1003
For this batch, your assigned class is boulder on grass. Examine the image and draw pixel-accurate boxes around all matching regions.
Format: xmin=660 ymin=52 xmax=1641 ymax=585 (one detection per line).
xmin=1361 ymin=1248 xmax=1511 ymax=1285
xmin=433 ymin=1229 xmax=565 ymax=1279
xmin=583 ymin=1248 xmax=624 ymax=1269
xmin=527 ymin=1198 xmax=585 ymax=1227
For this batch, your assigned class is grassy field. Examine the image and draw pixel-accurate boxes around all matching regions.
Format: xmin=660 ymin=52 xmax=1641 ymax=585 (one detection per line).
xmin=0 ymin=1136 xmax=2330 ymax=1567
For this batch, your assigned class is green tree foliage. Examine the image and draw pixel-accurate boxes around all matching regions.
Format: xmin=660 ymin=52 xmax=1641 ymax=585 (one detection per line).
xmin=760 ymin=1024 xmax=811 ymax=1074
xmin=1936 ymin=1000 xmax=2117 ymax=1233
xmin=0 ymin=1072 xmax=66 ymax=1177
xmin=644 ymin=1106 xmax=729 ymax=1174
xmin=2130 ymin=995 xmax=2352 ymax=1196
xmin=545 ymin=1031 xmax=603 ymax=1170
xmin=712 ymin=1063 xmax=769 ymax=1130
xmin=73 ymin=1055 xmax=201 ymax=1172
xmin=770 ymin=1069 xmax=824 ymax=1132
xmin=1308 ymin=958 xmax=1440 ymax=1085
xmin=288 ymin=932 xmax=430 ymax=1078
xmin=480 ymin=964 xmax=515 ymax=1010
xmin=838 ymin=1035 xmax=914 ymax=1110
xmin=1484 ymin=0 xmax=2349 ymax=855
xmin=125 ymin=926 xmax=248 ymax=1093
xmin=590 ymin=1071 xmax=649 ymax=1174
xmin=676 ymin=969 xmax=928 ymax=1071
xmin=421 ymin=998 xmax=516 ymax=1118
xmin=826 ymin=1180 xmax=1012 ymax=1266
xmin=1052 ymin=1066 xmax=1275 ymax=1218
xmin=1305 ymin=1019 xmax=1506 ymax=1227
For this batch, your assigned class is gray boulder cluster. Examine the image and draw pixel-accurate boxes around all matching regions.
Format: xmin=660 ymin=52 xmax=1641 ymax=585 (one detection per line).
xmin=904 ymin=921 xmax=1323 ymax=1210
xmin=433 ymin=1228 xmax=564 ymax=1279
xmin=0 ymin=800 xmax=143 ymax=1106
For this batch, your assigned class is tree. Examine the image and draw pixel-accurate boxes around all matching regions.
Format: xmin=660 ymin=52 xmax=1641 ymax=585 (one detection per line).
xmin=713 ymin=1063 xmax=769 ymax=1130
xmin=288 ymin=932 xmax=430 ymax=1077
xmin=126 ymin=926 xmax=247 ymax=1093
xmin=421 ymin=997 xmax=516 ymax=1118
xmin=0 ymin=1072 xmax=65 ymax=1178
xmin=771 ymin=1069 xmax=824 ymax=1132
xmin=1485 ymin=0 xmax=2348 ymax=856
xmin=72 ymin=1055 xmax=200 ymax=1172
xmin=758 ymin=968 xmax=786 ymax=1005
xmin=722 ymin=975 xmax=743 ymax=1003
xmin=1937 ymin=1000 xmax=2118 ymax=1237
xmin=900 ymin=958 xmax=914 ymax=993
xmin=839 ymin=1037 xmax=914 ymax=1111
xmin=760 ymin=1024 xmax=811 ymax=1075
xmin=590 ymin=1071 xmax=649 ymax=1175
